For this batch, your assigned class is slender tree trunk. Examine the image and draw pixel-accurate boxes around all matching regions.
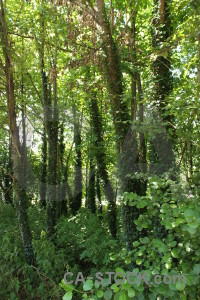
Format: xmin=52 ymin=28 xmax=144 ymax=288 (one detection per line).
xmin=57 ymin=123 xmax=68 ymax=217
xmin=39 ymin=4 xmax=50 ymax=211
xmin=38 ymin=4 xmax=59 ymax=236
xmin=96 ymin=172 xmax=102 ymax=215
xmin=85 ymin=142 xmax=89 ymax=207
xmin=131 ymin=15 xmax=137 ymax=121
xmin=87 ymin=157 xmax=96 ymax=214
xmin=1 ymin=137 xmax=13 ymax=206
xmin=0 ymin=0 xmax=35 ymax=265
xmin=194 ymin=0 xmax=200 ymax=96
xmin=72 ymin=105 xmax=83 ymax=214
xmin=47 ymin=13 xmax=59 ymax=237
xmin=40 ymin=126 xmax=47 ymax=207
xmin=138 ymin=74 xmax=147 ymax=170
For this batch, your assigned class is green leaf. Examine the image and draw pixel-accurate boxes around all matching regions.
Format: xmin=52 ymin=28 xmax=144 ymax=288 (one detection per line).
xmin=61 ymin=280 xmax=75 ymax=292
xmin=104 ymin=289 xmax=113 ymax=300
xmin=115 ymin=268 xmax=125 ymax=275
xmin=161 ymin=269 xmax=168 ymax=276
xmin=63 ymin=292 xmax=72 ymax=300
xmin=169 ymin=241 xmax=177 ymax=247
xmin=119 ymin=291 xmax=128 ymax=300
xmin=171 ymin=249 xmax=178 ymax=258
xmin=176 ymin=281 xmax=185 ymax=291
xmin=187 ymin=227 xmax=197 ymax=234
xmin=133 ymin=241 xmax=140 ymax=247
xmin=110 ymin=254 xmax=118 ymax=261
xmin=152 ymin=239 xmax=168 ymax=252
xmin=128 ymin=288 xmax=135 ymax=297
xmin=136 ymin=258 xmax=143 ymax=265
xmin=111 ymin=283 xmax=120 ymax=293
xmin=136 ymin=200 xmax=147 ymax=209
xmin=97 ymin=290 xmax=104 ymax=298
xmin=83 ymin=280 xmax=93 ymax=291
xmin=193 ymin=264 xmax=200 ymax=275
xmin=184 ymin=209 xmax=197 ymax=218
xmin=128 ymin=192 xmax=138 ymax=201
xmin=140 ymin=237 xmax=149 ymax=244
xmin=102 ymin=278 xmax=110 ymax=288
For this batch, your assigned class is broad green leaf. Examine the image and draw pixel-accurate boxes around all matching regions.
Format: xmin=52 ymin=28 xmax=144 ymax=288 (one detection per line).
xmin=128 ymin=288 xmax=135 ymax=297
xmin=83 ymin=280 xmax=93 ymax=291
xmin=193 ymin=264 xmax=200 ymax=275
xmin=63 ymin=292 xmax=72 ymax=300
xmin=104 ymin=289 xmax=113 ymax=300
xmin=97 ymin=290 xmax=104 ymax=298
xmin=176 ymin=281 xmax=185 ymax=291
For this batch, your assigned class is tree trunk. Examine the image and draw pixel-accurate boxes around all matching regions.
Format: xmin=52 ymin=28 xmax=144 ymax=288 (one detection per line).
xmin=40 ymin=126 xmax=47 ymax=207
xmin=87 ymin=157 xmax=96 ymax=214
xmin=90 ymin=91 xmax=117 ymax=236
xmin=96 ymin=0 xmax=147 ymax=247
xmin=38 ymin=5 xmax=59 ymax=236
xmin=72 ymin=105 xmax=83 ymax=214
xmin=96 ymin=172 xmax=102 ymax=215
xmin=151 ymin=0 xmax=176 ymax=177
xmin=57 ymin=123 xmax=69 ymax=217
xmin=47 ymin=19 xmax=59 ymax=237
xmin=0 ymin=0 xmax=35 ymax=265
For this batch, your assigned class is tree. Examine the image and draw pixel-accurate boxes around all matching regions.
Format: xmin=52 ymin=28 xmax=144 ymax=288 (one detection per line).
xmin=0 ymin=0 xmax=35 ymax=265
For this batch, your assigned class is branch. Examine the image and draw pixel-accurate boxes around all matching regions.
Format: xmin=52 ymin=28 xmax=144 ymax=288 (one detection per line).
xmin=117 ymin=0 xmax=140 ymax=41
xmin=85 ymin=0 xmax=97 ymax=15
xmin=27 ymin=72 xmax=43 ymax=105
xmin=9 ymin=0 xmax=25 ymax=47
xmin=72 ymin=0 xmax=99 ymax=25
xmin=113 ymin=0 xmax=134 ymax=29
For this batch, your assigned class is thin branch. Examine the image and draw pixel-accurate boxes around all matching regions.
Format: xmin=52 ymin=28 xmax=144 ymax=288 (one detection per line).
xmin=113 ymin=0 xmax=134 ymax=29
xmin=117 ymin=0 xmax=140 ymax=41
xmin=85 ymin=0 xmax=97 ymax=15
xmin=73 ymin=0 xmax=100 ymax=25
xmin=9 ymin=0 xmax=25 ymax=47
xmin=27 ymin=72 xmax=43 ymax=105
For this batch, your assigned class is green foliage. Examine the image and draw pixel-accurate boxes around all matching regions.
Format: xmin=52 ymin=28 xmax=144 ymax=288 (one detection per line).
xmin=60 ymin=178 xmax=200 ymax=299
xmin=56 ymin=209 xmax=117 ymax=269
xmin=0 ymin=204 xmax=62 ymax=299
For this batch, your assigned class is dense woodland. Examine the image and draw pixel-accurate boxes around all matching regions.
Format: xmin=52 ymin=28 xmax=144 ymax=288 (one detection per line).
xmin=0 ymin=0 xmax=200 ymax=299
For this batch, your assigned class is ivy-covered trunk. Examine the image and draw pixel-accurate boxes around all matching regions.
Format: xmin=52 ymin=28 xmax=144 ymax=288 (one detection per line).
xmin=151 ymin=0 xmax=175 ymax=174
xmin=57 ymin=123 xmax=70 ymax=217
xmin=47 ymin=110 xmax=58 ymax=236
xmin=96 ymin=0 xmax=147 ymax=246
xmin=38 ymin=6 xmax=59 ymax=237
xmin=0 ymin=0 xmax=35 ymax=265
xmin=96 ymin=172 xmax=102 ymax=215
xmin=87 ymin=156 xmax=96 ymax=214
xmin=72 ymin=105 xmax=82 ymax=214
xmin=194 ymin=0 xmax=200 ymax=96
xmin=90 ymin=91 xmax=117 ymax=237
xmin=1 ymin=140 xmax=13 ymax=206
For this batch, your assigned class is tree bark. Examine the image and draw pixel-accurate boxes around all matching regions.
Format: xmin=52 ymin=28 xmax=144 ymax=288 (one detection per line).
xmin=96 ymin=0 xmax=147 ymax=247
xmin=0 ymin=0 xmax=35 ymax=265
xmin=40 ymin=126 xmax=47 ymax=207
xmin=87 ymin=157 xmax=96 ymax=214
xmin=90 ymin=90 xmax=117 ymax=237
xmin=72 ymin=105 xmax=83 ymax=214
xmin=150 ymin=0 xmax=176 ymax=177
